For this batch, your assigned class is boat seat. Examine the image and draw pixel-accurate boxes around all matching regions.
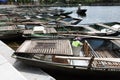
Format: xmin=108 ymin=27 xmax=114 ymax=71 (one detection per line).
xmin=52 ymin=55 xmax=69 ymax=64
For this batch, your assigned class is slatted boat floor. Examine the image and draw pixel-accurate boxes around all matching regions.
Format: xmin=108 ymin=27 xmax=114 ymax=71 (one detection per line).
xmin=0 ymin=26 xmax=17 ymax=30
xmin=23 ymin=30 xmax=33 ymax=34
xmin=45 ymin=28 xmax=57 ymax=33
xmin=92 ymin=50 xmax=120 ymax=68
xmin=16 ymin=39 xmax=73 ymax=56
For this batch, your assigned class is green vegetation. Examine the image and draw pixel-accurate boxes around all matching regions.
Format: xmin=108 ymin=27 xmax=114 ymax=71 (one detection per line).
xmin=3 ymin=0 xmax=120 ymax=5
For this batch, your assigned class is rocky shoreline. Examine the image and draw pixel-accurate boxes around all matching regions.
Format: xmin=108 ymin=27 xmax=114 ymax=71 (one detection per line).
xmin=88 ymin=3 xmax=120 ymax=6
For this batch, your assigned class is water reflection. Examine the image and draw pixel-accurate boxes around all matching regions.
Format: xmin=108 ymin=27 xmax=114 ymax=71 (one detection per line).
xmin=77 ymin=13 xmax=86 ymax=18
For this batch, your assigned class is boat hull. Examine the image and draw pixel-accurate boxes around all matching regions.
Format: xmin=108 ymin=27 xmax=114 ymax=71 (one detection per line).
xmin=0 ymin=33 xmax=23 ymax=40
xmin=77 ymin=9 xmax=87 ymax=14
xmin=13 ymin=54 xmax=120 ymax=78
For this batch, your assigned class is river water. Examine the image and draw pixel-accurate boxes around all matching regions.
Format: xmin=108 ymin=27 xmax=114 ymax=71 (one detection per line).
xmin=54 ymin=6 xmax=120 ymax=25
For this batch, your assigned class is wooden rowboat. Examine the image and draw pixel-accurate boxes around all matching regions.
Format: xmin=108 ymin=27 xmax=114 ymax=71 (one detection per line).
xmin=76 ymin=4 xmax=87 ymax=15
xmin=22 ymin=22 xmax=120 ymax=39
xmin=12 ymin=38 xmax=120 ymax=77
xmin=0 ymin=25 xmax=23 ymax=40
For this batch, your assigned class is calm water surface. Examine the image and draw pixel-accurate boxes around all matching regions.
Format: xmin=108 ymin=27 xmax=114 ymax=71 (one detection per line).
xmin=55 ymin=6 xmax=120 ymax=24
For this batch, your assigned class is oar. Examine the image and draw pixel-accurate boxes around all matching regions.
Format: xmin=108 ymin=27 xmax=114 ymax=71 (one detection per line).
xmin=55 ymin=56 xmax=120 ymax=63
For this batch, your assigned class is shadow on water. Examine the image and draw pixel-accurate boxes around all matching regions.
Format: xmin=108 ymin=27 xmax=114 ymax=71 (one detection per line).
xmin=41 ymin=68 xmax=120 ymax=80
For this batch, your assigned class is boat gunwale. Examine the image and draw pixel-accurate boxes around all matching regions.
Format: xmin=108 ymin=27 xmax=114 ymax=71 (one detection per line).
xmin=12 ymin=53 xmax=120 ymax=72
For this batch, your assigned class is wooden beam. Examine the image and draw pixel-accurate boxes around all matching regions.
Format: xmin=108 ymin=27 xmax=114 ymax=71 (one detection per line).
xmin=57 ymin=31 xmax=92 ymax=34
xmin=87 ymin=56 xmax=94 ymax=69
xmin=58 ymin=20 xmax=71 ymax=26
xmin=96 ymin=23 xmax=118 ymax=31
xmin=83 ymin=41 xmax=90 ymax=57
xmin=110 ymin=40 xmax=120 ymax=47
xmin=55 ymin=56 xmax=120 ymax=63
xmin=59 ymin=34 xmax=120 ymax=40
xmin=80 ymin=25 xmax=100 ymax=32
xmin=5 ymin=22 xmax=47 ymax=25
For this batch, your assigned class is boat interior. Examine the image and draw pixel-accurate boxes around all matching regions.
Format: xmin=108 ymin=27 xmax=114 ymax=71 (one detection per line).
xmin=13 ymin=38 xmax=120 ymax=70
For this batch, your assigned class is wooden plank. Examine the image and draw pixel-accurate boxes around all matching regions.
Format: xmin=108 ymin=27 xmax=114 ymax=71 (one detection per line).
xmin=16 ymin=40 xmax=73 ymax=56
xmin=23 ymin=30 xmax=33 ymax=34
xmin=46 ymin=28 xmax=57 ymax=33
xmin=16 ymin=40 xmax=31 ymax=52
xmin=0 ymin=26 xmax=17 ymax=30
xmin=80 ymin=25 xmax=100 ymax=32
xmin=97 ymin=50 xmax=112 ymax=66
xmin=5 ymin=21 xmax=47 ymax=25
xmin=57 ymin=31 xmax=88 ymax=34
xmin=110 ymin=40 xmax=120 ymax=47
xmin=58 ymin=20 xmax=71 ymax=26
xmin=83 ymin=41 xmax=90 ymax=57
xmin=59 ymin=34 xmax=120 ymax=40
xmin=55 ymin=56 xmax=120 ymax=63
xmin=87 ymin=56 xmax=95 ymax=69
xmin=96 ymin=23 xmax=118 ymax=31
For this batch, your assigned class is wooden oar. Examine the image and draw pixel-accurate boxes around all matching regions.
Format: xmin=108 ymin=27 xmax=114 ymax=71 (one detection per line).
xmin=55 ymin=56 xmax=120 ymax=63
xmin=59 ymin=34 xmax=120 ymax=40
xmin=96 ymin=23 xmax=118 ymax=31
